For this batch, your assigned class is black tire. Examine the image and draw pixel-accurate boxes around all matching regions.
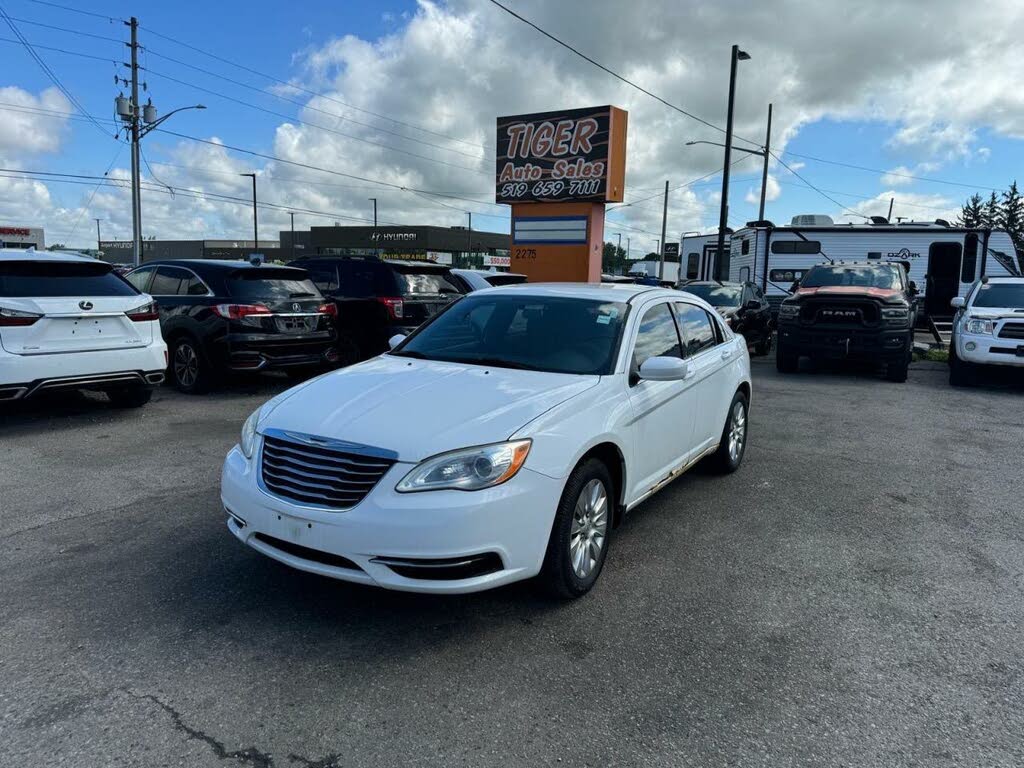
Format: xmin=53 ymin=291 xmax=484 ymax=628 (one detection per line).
xmin=949 ymin=347 xmax=974 ymax=387
xmin=107 ymin=387 xmax=153 ymax=408
xmin=538 ymin=458 xmax=614 ymax=599
xmin=776 ymin=342 xmax=798 ymax=372
xmin=886 ymin=357 xmax=909 ymax=383
xmin=709 ymin=390 xmax=749 ymax=473
xmin=169 ymin=337 xmax=210 ymax=394
xmin=753 ymin=330 xmax=773 ymax=356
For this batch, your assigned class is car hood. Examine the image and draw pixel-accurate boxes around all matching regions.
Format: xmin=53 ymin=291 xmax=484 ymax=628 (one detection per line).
xmin=794 ymin=286 xmax=902 ymax=300
xmin=966 ymin=307 xmax=1024 ymax=320
xmin=258 ymin=355 xmax=600 ymax=461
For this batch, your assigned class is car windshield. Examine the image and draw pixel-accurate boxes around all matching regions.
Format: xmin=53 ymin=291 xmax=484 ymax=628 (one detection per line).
xmin=681 ymin=284 xmax=741 ymax=307
xmin=800 ymin=266 xmax=901 ymax=290
xmin=972 ymin=282 xmax=1024 ymax=308
xmin=0 ymin=260 xmax=138 ymax=297
xmin=391 ymin=294 xmax=628 ymax=375
xmin=227 ymin=269 xmax=322 ymax=300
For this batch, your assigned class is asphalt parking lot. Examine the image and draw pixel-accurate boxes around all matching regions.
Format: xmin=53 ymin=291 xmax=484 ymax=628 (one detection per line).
xmin=2 ymin=359 xmax=1022 ymax=767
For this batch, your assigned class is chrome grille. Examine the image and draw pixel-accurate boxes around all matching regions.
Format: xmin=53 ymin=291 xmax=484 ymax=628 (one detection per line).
xmin=260 ymin=430 xmax=396 ymax=510
xmin=997 ymin=321 xmax=1024 ymax=340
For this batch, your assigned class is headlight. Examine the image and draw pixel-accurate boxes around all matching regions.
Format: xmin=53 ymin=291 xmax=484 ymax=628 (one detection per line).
xmin=964 ymin=317 xmax=994 ymax=335
xmin=778 ymin=303 xmax=799 ymax=318
xmin=882 ymin=307 xmax=909 ymax=319
xmin=396 ymin=440 xmax=532 ymax=493
xmin=240 ymin=409 xmax=260 ymax=459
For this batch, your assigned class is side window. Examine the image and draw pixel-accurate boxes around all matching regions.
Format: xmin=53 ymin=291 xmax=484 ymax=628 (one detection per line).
xmin=962 ymin=234 xmax=978 ymax=283
xmin=741 ymin=238 xmax=750 ymax=255
xmin=184 ymin=272 xmax=209 ymax=295
xmin=686 ymin=253 xmax=699 ymax=280
xmin=149 ymin=267 xmax=188 ymax=296
xmin=674 ymin=303 xmax=718 ymax=356
xmin=632 ymin=302 xmax=682 ymax=369
xmin=125 ymin=267 xmax=154 ymax=292
xmin=304 ymin=263 xmax=339 ymax=293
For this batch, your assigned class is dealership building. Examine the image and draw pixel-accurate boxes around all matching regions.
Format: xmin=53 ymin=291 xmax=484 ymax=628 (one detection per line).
xmin=281 ymin=225 xmax=511 ymax=267
xmin=99 ymin=239 xmax=282 ymax=264
xmin=0 ymin=225 xmax=45 ymax=250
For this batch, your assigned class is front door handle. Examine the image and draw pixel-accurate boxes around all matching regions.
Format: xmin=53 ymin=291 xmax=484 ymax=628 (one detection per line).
xmin=721 ymin=348 xmax=733 ymax=360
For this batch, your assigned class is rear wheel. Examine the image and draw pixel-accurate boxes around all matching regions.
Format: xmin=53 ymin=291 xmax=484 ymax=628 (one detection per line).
xmin=539 ymin=459 xmax=613 ymax=599
xmin=170 ymin=338 xmax=210 ymax=394
xmin=107 ymin=387 xmax=153 ymax=408
xmin=776 ymin=342 xmax=798 ymax=372
xmin=710 ymin=390 xmax=749 ymax=473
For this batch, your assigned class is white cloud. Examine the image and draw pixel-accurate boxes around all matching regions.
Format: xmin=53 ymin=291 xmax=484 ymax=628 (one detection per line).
xmin=6 ymin=0 xmax=1024 ymax=246
xmin=880 ymin=166 xmax=916 ymax=187
xmin=745 ymin=174 xmax=780 ymax=205
xmin=0 ymin=86 xmax=72 ymax=156
xmin=835 ymin=190 xmax=958 ymax=224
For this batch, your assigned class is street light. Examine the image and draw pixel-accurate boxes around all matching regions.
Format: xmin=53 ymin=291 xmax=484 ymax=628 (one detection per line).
xmin=239 ymin=173 xmax=258 ymax=252
xmin=715 ymin=44 xmax=749 ymax=281
xmin=368 ymin=198 xmax=378 ymax=257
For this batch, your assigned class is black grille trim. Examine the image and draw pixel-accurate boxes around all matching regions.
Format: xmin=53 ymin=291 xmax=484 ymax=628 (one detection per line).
xmin=997 ymin=322 xmax=1024 ymax=340
xmin=260 ymin=432 xmax=395 ymax=510
xmin=254 ymin=533 xmax=361 ymax=571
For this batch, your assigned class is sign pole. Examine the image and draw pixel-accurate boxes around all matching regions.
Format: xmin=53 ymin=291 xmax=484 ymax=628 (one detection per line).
xmin=659 ymin=179 xmax=669 ymax=282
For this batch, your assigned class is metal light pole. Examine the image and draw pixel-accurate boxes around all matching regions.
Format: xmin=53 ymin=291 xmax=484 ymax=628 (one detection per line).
xmin=659 ymin=179 xmax=669 ymax=281
xmin=368 ymin=198 xmax=378 ymax=257
xmin=716 ymin=44 xmax=750 ymax=280
xmin=466 ymin=211 xmax=473 ymax=268
xmin=94 ymin=218 xmax=102 ymax=253
xmin=626 ymin=237 xmax=630 ymax=261
xmin=616 ymin=232 xmax=622 ymax=273
xmin=288 ymin=212 xmax=296 ymax=260
xmin=239 ymin=173 xmax=258 ymax=251
xmin=758 ymin=103 xmax=773 ymax=221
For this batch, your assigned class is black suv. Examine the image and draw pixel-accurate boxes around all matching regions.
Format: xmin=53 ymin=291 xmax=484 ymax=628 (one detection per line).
xmin=126 ymin=260 xmax=338 ymax=392
xmin=775 ymin=262 xmax=917 ymax=382
xmin=679 ymin=280 xmax=773 ymax=355
xmin=291 ymin=256 xmax=462 ymax=363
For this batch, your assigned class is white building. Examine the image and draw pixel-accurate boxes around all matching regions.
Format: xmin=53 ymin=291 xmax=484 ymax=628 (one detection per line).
xmin=0 ymin=225 xmax=44 ymax=250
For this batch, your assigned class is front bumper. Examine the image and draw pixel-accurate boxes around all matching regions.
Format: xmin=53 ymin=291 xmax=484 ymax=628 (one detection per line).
xmin=220 ymin=443 xmax=564 ymax=593
xmin=956 ymin=332 xmax=1024 ymax=367
xmin=778 ymin=323 xmax=911 ymax=361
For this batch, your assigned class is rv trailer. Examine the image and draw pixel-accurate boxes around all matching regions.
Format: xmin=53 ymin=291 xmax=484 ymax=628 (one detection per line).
xmin=724 ymin=216 xmax=1022 ymax=320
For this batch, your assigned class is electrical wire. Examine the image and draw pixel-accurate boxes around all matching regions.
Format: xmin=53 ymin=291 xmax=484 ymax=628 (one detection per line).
xmin=25 ymin=0 xmax=122 ymax=22
xmin=779 ymin=151 xmax=1002 ymax=193
xmin=1 ymin=13 xmax=122 ymax=42
xmin=770 ymin=150 xmax=868 ymax=219
xmin=0 ymin=34 xmax=119 ymax=63
xmin=62 ymin=144 xmax=125 ymax=242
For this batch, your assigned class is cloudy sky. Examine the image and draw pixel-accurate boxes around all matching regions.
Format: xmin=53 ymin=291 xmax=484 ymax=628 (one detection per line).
xmin=1 ymin=0 xmax=1023 ymax=251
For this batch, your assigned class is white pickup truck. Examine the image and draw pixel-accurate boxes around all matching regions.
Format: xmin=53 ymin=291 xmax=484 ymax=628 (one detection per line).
xmin=949 ymin=276 xmax=1024 ymax=386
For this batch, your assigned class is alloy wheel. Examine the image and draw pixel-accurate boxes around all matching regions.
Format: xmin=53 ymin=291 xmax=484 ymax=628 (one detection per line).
xmin=569 ymin=479 xmax=608 ymax=579
xmin=174 ymin=343 xmax=199 ymax=388
xmin=728 ymin=400 xmax=747 ymax=462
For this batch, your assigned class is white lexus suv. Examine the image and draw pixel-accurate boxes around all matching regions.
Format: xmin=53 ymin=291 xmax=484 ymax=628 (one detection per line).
xmin=221 ymin=283 xmax=751 ymax=598
xmin=949 ymin=276 xmax=1024 ymax=386
xmin=0 ymin=249 xmax=167 ymax=406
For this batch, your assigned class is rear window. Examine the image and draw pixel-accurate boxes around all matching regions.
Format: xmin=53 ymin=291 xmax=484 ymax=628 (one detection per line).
xmin=485 ymin=274 xmax=527 ymax=287
xmin=0 ymin=260 xmax=138 ymax=297
xmin=395 ymin=270 xmax=461 ymax=295
xmin=227 ymin=269 xmax=322 ymax=301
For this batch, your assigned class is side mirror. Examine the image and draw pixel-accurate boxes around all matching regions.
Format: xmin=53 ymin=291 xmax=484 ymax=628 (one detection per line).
xmin=388 ymin=334 xmax=407 ymax=350
xmin=744 ymin=299 xmax=760 ymax=310
xmin=908 ymin=281 xmax=919 ymax=296
xmin=638 ymin=356 xmax=690 ymax=382
xmin=950 ymin=296 xmax=965 ymax=309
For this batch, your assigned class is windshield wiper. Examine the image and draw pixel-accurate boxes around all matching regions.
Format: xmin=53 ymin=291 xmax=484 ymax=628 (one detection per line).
xmin=461 ymin=356 xmax=541 ymax=371
xmin=389 ymin=349 xmax=430 ymax=359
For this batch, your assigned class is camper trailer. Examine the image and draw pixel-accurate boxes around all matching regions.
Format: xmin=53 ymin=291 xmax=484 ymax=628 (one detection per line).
xmin=679 ymin=233 xmax=729 ymax=282
xmin=725 ymin=216 xmax=1022 ymax=321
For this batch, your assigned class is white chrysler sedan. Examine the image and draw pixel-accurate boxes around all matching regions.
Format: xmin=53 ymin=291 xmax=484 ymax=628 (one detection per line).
xmin=221 ymin=283 xmax=751 ymax=598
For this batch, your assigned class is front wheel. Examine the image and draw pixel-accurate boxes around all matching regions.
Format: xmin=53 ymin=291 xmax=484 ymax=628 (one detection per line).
xmin=709 ymin=391 xmax=749 ymax=473
xmin=538 ymin=459 xmax=613 ymax=599
xmin=753 ymin=330 xmax=773 ymax=356
xmin=886 ymin=356 xmax=909 ymax=383
xmin=949 ymin=347 xmax=974 ymax=387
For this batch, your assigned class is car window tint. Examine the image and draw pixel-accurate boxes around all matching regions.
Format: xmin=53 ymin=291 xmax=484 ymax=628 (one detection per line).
xmin=338 ymin=261 xmax=397 ymax=297
xmin=633 ymin=302 xmax=682 ymax=368
xmin=185 ymin=275 xmax=209 ymax=295
xmin=0 ymin=260 xmax=139 ymax=297
xmin=302 ymin=263 xmax=339 ymax=293
xmin=227 ymin=270 xmax=321 ymax=300
xmin=125 ymin=267 xmax=154 ymax=292
xmin=395 ymin=270 xmax=461 ymax=295
xmin=675 ymin=303 xmax=718 ymax=356
xmin=150 ymin=267 xmax=188 ymax=296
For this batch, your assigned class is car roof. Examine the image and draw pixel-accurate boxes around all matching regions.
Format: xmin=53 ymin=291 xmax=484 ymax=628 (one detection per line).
xmin=482 ymin=281 xmax=675 ymax=303
xmin=682 ymin=281 xmax=743 ymax=287
xmin=452 ymin=268 xmax=527 ymax=278
xmin=979 ymin=276 xmax=1024 ymax=283
xmin=0 ymin=248 xmax=98 ymax=263
xmin=137 ymin=259 xmax=307 ymax=273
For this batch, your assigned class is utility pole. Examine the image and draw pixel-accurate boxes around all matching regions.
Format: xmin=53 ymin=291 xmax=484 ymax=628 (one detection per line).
xmin=659 ymin=179 xmax=669 ymax=281
xmin=616 ymin=232 xmax=622 ymax=273
xmin=887 ymin=197 xmax=895 ymax=222
xmin=289 ymin=212 xmax=295 ymax=260
xmin=758 ymin=103 xmax=773 ymax=221
xmin=466 ymin=211 xmax=473 ymax=268
xmin=240 ymin=173 xmax=257 ymax=252
xmin=626 ymin=237 xmax=630 ymax=265
xmin=94 ymin=218 xmax=102 ymax=253
xmin=717 ymin=44 xmax=750 ymax=280
xmin=126 ymin=17 xmax=141 ymax=266
xmin=368 ymin=198 xmax=378 ymax=257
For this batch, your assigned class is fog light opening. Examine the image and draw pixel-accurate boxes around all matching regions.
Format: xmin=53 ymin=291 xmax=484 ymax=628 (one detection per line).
xmin=965 ymin=342 xmax=977 ymax=351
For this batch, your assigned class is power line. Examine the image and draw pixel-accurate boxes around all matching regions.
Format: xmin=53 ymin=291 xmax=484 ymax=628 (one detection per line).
xmin=770 ymin=150 xmax=868 ymax=219
xmin=779 ymin=150 xmax=1002 ymax=193
xmin=63 ymin=145 xmax=125 ymax=242
xmin=143 ymin=47 xmax=488 ymax=162
xmin=1 ymin=13 xmax=122 ymax=42
xmin=0 ymin=34 xmax=119 ymax=63
xmin=0 ymin=100 xmax=118 ymax=124
xmin=486 ymin=0 xmax=759 ymax=149
xmin=0 ymin=6 xmax=114 ymax=138
xmin=25 ymin=0 xmax=122 ymax=22
xmin=137 ymin=22 xmax=490 ymax=152
xmin=141 ymin=67 xmax=488 ymax=176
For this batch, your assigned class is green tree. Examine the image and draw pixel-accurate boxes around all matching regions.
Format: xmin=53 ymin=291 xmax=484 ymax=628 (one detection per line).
xmin=601 ymin=242 xmax=628 ymax=274
xmin=957 ymin=193 xmax=984 ymax=228
xmin=1000 ymin=180 xmax=1024 ymax=252
xmin=982 ymin=192 xmax=1002 ymax=229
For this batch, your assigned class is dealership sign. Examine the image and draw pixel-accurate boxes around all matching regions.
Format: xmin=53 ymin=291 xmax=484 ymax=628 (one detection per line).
xmin=495 ymin=105 xmax=628 ymax=204
xmin=0 ymin=227 xmax=31 ymax=236
xmin=371 ymin=231 xmax=417 ymax=242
